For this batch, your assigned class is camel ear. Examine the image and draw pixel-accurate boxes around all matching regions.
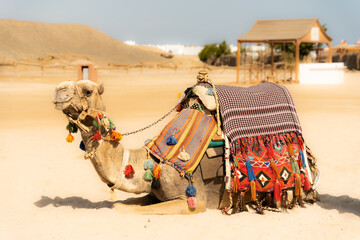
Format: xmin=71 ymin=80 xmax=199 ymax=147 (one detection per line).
xmin=98 ymin=83 xmax=104 ymax=95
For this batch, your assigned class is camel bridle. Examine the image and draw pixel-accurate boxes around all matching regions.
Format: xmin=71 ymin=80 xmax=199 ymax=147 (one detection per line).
xmin=66 ymin=82 xmax=106 ymax=133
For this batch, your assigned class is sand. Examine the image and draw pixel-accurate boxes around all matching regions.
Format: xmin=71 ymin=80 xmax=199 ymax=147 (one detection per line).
xmin=0 ymin=69 xmax=359 ymax=240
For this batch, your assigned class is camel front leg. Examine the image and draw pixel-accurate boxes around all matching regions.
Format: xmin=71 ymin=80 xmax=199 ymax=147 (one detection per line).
xmin=113 ymin=198 xmax=206 ymax=215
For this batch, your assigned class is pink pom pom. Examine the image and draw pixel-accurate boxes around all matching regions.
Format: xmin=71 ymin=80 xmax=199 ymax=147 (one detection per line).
xmin=187 ymin=197 xmax=197 ymax=209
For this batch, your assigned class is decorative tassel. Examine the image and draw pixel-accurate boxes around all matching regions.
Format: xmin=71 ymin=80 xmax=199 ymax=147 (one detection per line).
xmin=274 ymin=180 xmax=282 ymax=208
xmin=250 ymin=180 xmax=256 ymax=202
xmin=178 ymin=148 xmax=190 ymax=161
xmin=108 ymin=119 xmax=115 ymax=130
xmin=166 ymin=135 xmax=177 ymax=145
xmin=235 ymin=176 xmax=241 ymax=192
xmin=294 ymin=174 xmax=301 ymax=196
xmin=152 ymin=165 xmax=161 ymax=179
xmin=66 ymin=122 xmax=78 ymax=133
xmin=187 ymin=197 xmax=197 ymax=209
xmin=93 ymin=131 xmax=102 ymax=141
xmin=143 ymin=169 xmax=154 ymax=181
xmin=110 ymin=131 xmax=122 ymax=142
xmin=109 ymin=188 xmax=116 ymax=201
xmin=287 ymin=142 xmax=294 ymax=158
xmin=151 ymin=178 xmax=161 ymax=189
xmin=304 ymin=175 xmax=311 ymax=191
xmin=300 ymin=151 xmax=306 ymax=169
xmin=111 ymin=131 xmax=122 ymax=141
xmin=245 ymin=160 xmax=256 ymax=181
xmin=232 ymin=177 xmax=238 ymax=193
xmin=144 ymin=159 xmax=154 ymax=170
xmin=123 ymin=165 xmax=135 ymax=178
xmin=291 ymin=158 xmax=300 ymax=175
xmin=79 ymin=141 xmax=85 ymax=151
xmin=93 ymin=119 xmax=99 ymax=128
xmin=66 ymin=133 xmax=74 ymax=143
xmin=270 ymin=161 xmax=281 ymax=180
xmin=185 ymin=184 xmax=197 ymax=197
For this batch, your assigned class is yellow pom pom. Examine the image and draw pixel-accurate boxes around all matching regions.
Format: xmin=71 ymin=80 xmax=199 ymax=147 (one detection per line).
xmin=177 ymin=92 xmax=182 ymax=98
xmin=110 ymin=131 xmax=123 ymax=142
xmin=66 ymin=133 xmax=74 ymax=143
xmin=153 ymin=165 xmax=161 ymax=179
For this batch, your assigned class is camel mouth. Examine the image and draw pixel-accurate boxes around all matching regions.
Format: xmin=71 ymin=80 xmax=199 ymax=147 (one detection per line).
xmin=53 ymin=99 xmax=72 ymax=110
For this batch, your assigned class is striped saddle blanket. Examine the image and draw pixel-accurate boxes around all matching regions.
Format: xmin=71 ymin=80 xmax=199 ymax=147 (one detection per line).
xmin=145 ymin=109 xmax=217 ymax=177
xmin=215 ymin=83 xmax=303 ymax=154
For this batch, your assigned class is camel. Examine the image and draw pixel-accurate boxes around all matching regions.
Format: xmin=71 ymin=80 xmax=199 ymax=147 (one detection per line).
xmin=52 ymin=79 xmax=226 ymax=215
xmin=53 ymin=79 xmax=318 ymax=215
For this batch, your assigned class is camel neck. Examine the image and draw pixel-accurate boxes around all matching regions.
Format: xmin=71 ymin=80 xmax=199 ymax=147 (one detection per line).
xmin=79 ymin=126 xmax=100 ymax=152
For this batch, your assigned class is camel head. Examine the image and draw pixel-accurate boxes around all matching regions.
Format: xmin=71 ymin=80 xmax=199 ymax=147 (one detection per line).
xmin=52 ymin=80 xmax=105 ymax=120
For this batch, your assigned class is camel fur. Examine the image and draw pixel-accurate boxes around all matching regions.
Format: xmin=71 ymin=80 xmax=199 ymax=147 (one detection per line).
xmin=53 ymin=80 xmax=223 ymax=215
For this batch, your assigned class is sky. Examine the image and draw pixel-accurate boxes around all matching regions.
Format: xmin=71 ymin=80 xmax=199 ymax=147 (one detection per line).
xmin=1 ymin=0 xmax=359 ymax=46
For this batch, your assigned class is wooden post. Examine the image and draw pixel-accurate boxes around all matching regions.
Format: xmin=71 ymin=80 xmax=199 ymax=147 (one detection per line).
xmin=295 ymin=41 xmax=300 ymax=83
xmin=328 ymin=41 xmax=332 ymax=63
xmin=271 ymin=43 xmax=274 ymax=75
xmin=237 ymin=41 xmax=241 ymax=83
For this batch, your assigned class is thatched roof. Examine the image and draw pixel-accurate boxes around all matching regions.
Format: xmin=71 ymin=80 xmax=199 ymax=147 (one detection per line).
xmin=238 ymin=18 xmax=332 ymax=43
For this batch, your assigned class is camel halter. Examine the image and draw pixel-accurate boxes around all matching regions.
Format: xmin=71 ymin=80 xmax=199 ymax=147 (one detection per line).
xmin=111 ymin=149 xmax=130 ymax=190
xmin=66 ymin=82 xmax=106 ymax=133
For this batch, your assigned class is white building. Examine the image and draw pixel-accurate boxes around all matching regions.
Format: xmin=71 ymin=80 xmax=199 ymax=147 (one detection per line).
xmin=124 ymin=41 xmax=239 ymax=56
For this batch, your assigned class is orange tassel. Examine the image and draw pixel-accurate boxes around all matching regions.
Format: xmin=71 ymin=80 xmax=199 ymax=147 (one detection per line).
xmin=274 ymin=180 xmax=282 ymax=203
xmin=287 ymin=142 xmax=294 ymax=158
xmin=110 ymin=131 xmax=122 ymax=142
xmin=232 ymin=177 xmax=238 ymax=193
xmin=250 ymin=180 xmax=256 ymax=201
xmin=304 ymin=175 xmax=311 ymax=191
xmin=270 ymin=161 xmax=281 ymax=180
xmin=294 ymin=174 xmax=301 ymax=196
xmin=152 ymin=165 xmax=161 ymax=179
xmin=66 ymin=133 xmax=74 ymax=143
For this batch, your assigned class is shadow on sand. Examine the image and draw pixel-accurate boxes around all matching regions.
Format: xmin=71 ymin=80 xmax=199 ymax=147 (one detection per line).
xmin=34 ymin=195 xmax=159 ymax=209
xmin=317 ymin=193 xmax=360 ymax=217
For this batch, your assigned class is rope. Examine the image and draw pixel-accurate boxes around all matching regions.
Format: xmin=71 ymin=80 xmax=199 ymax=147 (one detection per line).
xmin=196 ymin=70 xmax=222 ymax=135
xmin=121 ymin=84 xmax=196 ymax=136
xmin=207 ymin=78 xmax=222 ymax=136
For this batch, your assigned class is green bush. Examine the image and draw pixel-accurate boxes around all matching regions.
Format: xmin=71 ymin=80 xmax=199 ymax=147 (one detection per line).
xmin=199 ymin=41 xmax=231 ymax=63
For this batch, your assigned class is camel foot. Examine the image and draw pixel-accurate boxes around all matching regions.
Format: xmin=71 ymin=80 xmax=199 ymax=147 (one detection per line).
xmin=113 ymin=199 xmax=206 ymax=215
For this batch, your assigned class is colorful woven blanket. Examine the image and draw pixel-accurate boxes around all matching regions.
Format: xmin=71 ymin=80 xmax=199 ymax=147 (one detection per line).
xmin=145 ymin=109 xmax=217 ymax=177
xmin=215 ymin=83 xmax=302 ymax=154
xmin=232 ymin=132 xmax=303 ymax=192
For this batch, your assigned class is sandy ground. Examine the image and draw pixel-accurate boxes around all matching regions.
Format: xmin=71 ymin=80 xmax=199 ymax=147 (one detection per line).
xmin=0 ymin=69 xmax=359 ymax=239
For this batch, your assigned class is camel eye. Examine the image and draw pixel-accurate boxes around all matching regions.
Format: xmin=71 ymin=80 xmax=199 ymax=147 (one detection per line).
xmin=84 ymin=89 xmax=92 ymax=96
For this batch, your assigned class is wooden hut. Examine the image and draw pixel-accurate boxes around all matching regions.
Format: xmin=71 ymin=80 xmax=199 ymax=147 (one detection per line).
xmin=236 ymin=18 xmax=332 ymax=83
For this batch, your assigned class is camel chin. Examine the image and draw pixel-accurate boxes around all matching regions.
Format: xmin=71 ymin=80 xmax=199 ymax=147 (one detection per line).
xmin=54 ymin=99 xmax=72 ymax=110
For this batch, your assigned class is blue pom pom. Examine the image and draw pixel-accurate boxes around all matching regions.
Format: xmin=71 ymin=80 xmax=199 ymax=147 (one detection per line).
xmin=144 ymin=159 xmax=154 ymax=170
xmin=79 ymin=141 xmax=85 ymax=151
xmin=185 ymin=184 xmax=197 ymax=197
xmin=167 ymin=135 xmax=177 ymax=145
